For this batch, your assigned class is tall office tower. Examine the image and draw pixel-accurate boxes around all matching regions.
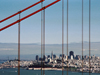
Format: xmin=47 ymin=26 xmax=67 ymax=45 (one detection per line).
xmin=65 ymin=55 xmax=68 ymax=60
xmin=71 ymin=55 xmax=73 ymax=60
xmin=43 ymin=55 xmax=47 ymax=61
xmin=36 ymin=55 xmax=39 ymax=62
xmin=69 ymin=51 xmax=74 ymax=59
xmin=47 ymin=55 xmax=50 ymax=58
xmin=75 ymin=55 xmax=81 ymax=60
xmin=59 ymin=54 xmax=65 ymax=60
xmin=53 ymin=54 xmax=56 ymax=59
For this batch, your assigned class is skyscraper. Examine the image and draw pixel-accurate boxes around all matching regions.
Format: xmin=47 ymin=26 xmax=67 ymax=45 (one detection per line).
xmin=36 ymin=55 xmax=39 ymax=62
xmin=69 ymin=51 xmax=74 ymax=59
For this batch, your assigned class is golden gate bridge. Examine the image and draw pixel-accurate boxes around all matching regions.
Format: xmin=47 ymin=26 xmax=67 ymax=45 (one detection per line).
xmin=0 ymin=0 xmax=92 ymax=75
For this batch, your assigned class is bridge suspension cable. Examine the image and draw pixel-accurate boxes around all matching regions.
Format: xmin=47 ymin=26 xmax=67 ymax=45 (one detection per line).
xmin=41 ymin=1 xmax=45 ymax=75
xmin=18 ymin=12 xmax=21 ymax=75
xmin=43 ymin=7 xmax=45 ymax=75
xmin=0 ymin=0 xmax=60 ymax=31
xmin=82 ymin=0 xmax=83 ymax=75
xmin=41 ymin=1 xmax=43 ymax=75
xmin=62 ymin=0 xmax=64 ymax=75
xmin=0 ymin=0 xmax=44 ymax=23
xmin=67 ymin=0 xmax=69 ymax=75
xmin=89 ymin=0 xmax=91 ymax=75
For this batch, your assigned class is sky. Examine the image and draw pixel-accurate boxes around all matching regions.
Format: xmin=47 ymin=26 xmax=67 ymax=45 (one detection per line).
xmin=0 ymin=0 xmax=100 ymax=44
xmin=0 ymin=0 xmax=100 ymax=59
xmin=0 ymin=42 xmax=100 ymax=60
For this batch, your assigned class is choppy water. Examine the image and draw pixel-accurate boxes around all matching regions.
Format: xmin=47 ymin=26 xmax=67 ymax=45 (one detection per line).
xmin=0 ymin=68 xmax=100 ymax=75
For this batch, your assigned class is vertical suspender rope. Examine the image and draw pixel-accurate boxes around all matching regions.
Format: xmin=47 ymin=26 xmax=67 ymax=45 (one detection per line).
xmin=82 ymin=0 xmax=83 ymax=75
xmin=43 ymin=7 xmax=45 ymax=75
xmin=67 ymin=0 xmax=69 ymax=75
xmin=41 ymin=1 xmax=43 ymax=75
xmin=89 ymin=0 xmax=91 ymax=75
xmin=62 ymin=0 xmax=64 ymax=75
xmin=18 ymin=11 xmax=21 ymax=75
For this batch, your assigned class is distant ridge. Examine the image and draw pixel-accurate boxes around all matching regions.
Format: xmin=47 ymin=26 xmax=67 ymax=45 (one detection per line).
xmin=0 ymin=42 xmax=100 ymax=57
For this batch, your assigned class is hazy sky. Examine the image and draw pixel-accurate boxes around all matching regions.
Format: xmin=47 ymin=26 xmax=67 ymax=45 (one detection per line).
xmin=0 ymin=42 xmax=100 ymax=60
xmin=0 ymin=0 xmax=100 ymax=44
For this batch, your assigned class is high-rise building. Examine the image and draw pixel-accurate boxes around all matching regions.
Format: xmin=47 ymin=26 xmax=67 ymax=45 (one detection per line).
xmin=69 ymin=51 xmax=74 ymax=59
xmin=36 ymin=55 xmax=39 ymax=62
xmin=75 ymin=55 xmax=81 ymax=60
xmin=53 ymin=54 xmax=57 ymax=59
xmin=59 ymin=54 xmax=65 ymax=60
xmin=71 ymin=55 xmax=73 ymax=60
xmin=47 ymin=55 xmax=50 ymax=58
xmin=43 ymin=55 xmax=47 ymax=61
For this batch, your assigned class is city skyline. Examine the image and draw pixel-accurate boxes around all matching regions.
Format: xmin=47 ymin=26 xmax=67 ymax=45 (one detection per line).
xmin=0 ymin=0 xmax=100 ymax=75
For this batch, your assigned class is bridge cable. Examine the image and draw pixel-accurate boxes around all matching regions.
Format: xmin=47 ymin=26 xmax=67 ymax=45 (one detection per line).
xmin=62 ymin=0 xmax=64 ymax=75
xmin=18 ymin=11 xmax=21 ymax=75
xmin=67 ymin=0 xmax=69 ymax=75
xmin=43 ymin=6 xmax=45 ymax=75
xmin=41 ymin=1 xmax=43 ymax=75
xmin=89 ymin=0 xmax=91 ymax=75
xmin=82 ymin=0 xmax=83 ymax=75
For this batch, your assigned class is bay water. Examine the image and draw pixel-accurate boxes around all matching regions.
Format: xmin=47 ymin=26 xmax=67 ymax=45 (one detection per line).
xmin=0 ymin=68 xmax=99 ymax=75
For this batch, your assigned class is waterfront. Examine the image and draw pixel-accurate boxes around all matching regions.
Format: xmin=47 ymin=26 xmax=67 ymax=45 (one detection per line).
xmin=0 ymin=52 xmax=100 ymax=73
xmin=0 ymin=68 xmax=100 ymax=75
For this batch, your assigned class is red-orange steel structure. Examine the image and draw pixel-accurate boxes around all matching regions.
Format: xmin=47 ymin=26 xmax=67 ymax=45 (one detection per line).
xmin=0 ymin=0 xmax=60 ymax=31
xmin=0 ymin=1 xmax=60 ymax=75
xmin=0 ymin=0 xmax=44 ymax=23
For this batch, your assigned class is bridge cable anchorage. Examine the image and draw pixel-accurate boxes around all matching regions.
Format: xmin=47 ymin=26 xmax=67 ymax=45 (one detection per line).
xmin=41 ymin=1 xmax=43 ymax=75
xmin=82 ymin=0 xmax=83 ymax=75
xmin=67 ymin=0 xmax=69 ymax=75
xmin=18 ymin=11 xmax=21 ymax=75
xmin=62 ymin=0 xmax=64 ymax=75
xmin=89 ymin=0 xmax=91 ymax=75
